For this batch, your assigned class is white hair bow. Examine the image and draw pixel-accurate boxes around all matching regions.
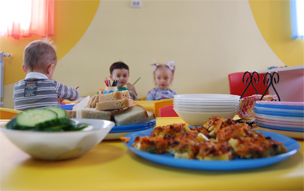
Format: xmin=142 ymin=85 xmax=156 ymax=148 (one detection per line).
xmin=152 ymin=61 xmax=175 ymax=71
xmin=152 ymin=63 xmax=159 ymax=71
xmin=166 ymin=61 xmax=175 ymax=71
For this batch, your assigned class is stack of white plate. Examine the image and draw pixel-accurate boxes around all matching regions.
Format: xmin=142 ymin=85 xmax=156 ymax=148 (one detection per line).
xmin=173 ymin=94 xmax=240 ymax=126
xmin=254 ymin=101 xmax=304 ymax=139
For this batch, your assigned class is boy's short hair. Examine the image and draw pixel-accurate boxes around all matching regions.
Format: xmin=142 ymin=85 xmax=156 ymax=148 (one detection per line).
xmin=110 ymin=61 xmax=129 ymax=74
xmin=23 ymin=40 xmax=57 ymax=71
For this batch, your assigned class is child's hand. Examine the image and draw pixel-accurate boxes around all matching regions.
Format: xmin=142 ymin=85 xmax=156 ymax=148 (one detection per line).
xmin=58 ymin=98 xmax=65 ymax=105
xmin=126 ymin=82 xmax=137 ymax=96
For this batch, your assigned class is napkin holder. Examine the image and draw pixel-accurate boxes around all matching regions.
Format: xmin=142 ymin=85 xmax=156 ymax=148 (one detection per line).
xmin=238 ymin=71 xmax=281 ymax=122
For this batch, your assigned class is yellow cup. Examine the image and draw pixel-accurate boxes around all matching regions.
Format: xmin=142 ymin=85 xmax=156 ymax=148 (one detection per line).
xmin=104 ymin=87 xmax=118 ymax=94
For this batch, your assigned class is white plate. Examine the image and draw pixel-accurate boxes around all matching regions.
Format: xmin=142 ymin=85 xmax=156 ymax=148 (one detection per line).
xmin=254 ymin=113 xmax=304 ymax=123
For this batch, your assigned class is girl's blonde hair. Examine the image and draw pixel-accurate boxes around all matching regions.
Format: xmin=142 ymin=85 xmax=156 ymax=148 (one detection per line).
xmin=23 ymin=39 xmax=57 ymax=71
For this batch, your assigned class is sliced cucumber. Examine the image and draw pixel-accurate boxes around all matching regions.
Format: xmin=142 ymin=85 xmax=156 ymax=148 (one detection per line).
xmin=15 ymin=109 xmax=58 ymax=129
xmin=44 ymin=106 xmax=67 ymax=118
xmin=6 ymin=116 xmax=18 ymax=130
xmin=6 ymin=107 xmax=88 ymax=132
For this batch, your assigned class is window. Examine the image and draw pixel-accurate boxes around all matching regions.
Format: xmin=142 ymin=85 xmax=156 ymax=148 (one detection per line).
xmin=290 ymin=0 xmax=304 ymax=39
xmin=0 ymin=0 xmax=54 ymax=39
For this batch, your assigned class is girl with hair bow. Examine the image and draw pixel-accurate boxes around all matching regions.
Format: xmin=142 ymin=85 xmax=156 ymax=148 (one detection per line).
xmin=146 ymin=61 xmax=177 ymax=100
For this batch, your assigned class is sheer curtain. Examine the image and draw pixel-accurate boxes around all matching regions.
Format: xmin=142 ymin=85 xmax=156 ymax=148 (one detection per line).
xmin=0 ymin=0 xmax=54 ymax=39
xmin=290 ymin=0 xmax=304 ymax=40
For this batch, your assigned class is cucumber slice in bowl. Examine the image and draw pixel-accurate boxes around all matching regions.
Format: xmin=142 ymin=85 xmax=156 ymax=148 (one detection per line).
xmin=6 ymin=106 xmax=89 ymax=132
xmin=44 ymin=106 xmax=67 ymax=118
xmin=7 ymin=109 xmax=58 ymax=130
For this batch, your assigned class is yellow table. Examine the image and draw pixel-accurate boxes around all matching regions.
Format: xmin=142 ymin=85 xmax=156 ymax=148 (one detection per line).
xmin=0 ymin=117 xmax=303 ymax=191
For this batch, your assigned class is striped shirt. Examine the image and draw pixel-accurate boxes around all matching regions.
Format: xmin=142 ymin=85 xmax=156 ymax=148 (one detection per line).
xmin=146 ymin=88 xmax=177 ymax=101
xmin=13 ymin=72 xmax=79 ymax=111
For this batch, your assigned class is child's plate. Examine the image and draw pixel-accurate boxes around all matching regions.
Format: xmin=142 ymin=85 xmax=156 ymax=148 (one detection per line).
xmin=56 ymin=104 xmax=75 ymax=110
xmin=104 ymin=119 xmax=157 ymax=139
xmin=110 ymin=119 xmax=156 ymax=133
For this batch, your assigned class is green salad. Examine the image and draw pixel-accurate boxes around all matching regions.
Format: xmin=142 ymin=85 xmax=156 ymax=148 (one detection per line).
xmin=6 ymin=106 xmax=89 ymax=132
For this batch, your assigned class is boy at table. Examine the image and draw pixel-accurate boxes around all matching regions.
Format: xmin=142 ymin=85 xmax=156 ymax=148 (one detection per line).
xmin=109 ymin=61 xmax=138 ymax=100
xmin=13 ymin=40 xmax=79 ymax=111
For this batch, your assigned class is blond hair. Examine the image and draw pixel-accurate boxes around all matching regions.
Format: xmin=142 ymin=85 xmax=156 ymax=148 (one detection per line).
xmin=23 ymin=40 xmax=57 ymax=71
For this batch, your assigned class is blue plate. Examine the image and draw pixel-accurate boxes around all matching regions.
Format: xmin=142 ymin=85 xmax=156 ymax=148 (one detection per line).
xmin=123 ymin=129 xmax=300 ymax=171
xmin=253 ymin=108 xmax=304 ymax=118
xmin=255 ymin=121 xmax=304 ymax=132
xmin=56 ymin=104 xmax=74 ymax=110
xmin=254 ymin=103 xmax=304 ymax=110
xmin=109 ymin=119 xmax=156 ymax=133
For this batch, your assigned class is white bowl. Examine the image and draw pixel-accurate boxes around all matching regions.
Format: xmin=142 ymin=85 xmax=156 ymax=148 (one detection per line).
xmin=0 ymin=119 xmax=115 ymax=160
xmin=173 ymin=106 xmax=239 ymax=112
xmin=174 ymin=94 xmax=240 ymax=101
xmin=174 ymin=109 xmax=237 ymax=126
xmin=174 ymin=103 xmax=239 ymax=109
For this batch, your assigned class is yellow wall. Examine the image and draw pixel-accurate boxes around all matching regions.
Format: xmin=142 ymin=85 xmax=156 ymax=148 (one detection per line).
xmin=249 ymin=0 xmax=303 ymax=66
xmin=0 ymin=0 xmax=303 ymax=109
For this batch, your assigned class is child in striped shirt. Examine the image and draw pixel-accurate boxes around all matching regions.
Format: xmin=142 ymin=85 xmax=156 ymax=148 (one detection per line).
xmin=13 ymin=40 xmax=79 ymax=111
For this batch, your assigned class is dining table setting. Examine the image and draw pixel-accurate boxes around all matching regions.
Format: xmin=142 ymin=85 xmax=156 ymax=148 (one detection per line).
xmin=1 ymin=73 xmax=304 ymax=191
xmin=0 ymin=115 xmax=303 ymax=191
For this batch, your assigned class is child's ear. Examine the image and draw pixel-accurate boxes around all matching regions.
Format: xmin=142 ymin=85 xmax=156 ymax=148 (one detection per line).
xmin=22 ymin=64 xmax=27 ymax=73
xmin=47 ymin=63 xmax=56 ymax=74
xmin=109 ymin=75 xmax=113 ymax=80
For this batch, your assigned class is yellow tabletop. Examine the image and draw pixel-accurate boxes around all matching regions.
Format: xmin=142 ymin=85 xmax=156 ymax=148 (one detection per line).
xmin=0 ymin=117 xmax=303 ymax=191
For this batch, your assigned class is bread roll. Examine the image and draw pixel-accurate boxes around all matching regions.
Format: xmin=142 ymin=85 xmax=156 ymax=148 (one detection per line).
xmin=95 ymin=98 xmax=133 ymax=111
xmin=113 ymin=105 xmax=151 ymax=126
xmin=76 ymin=108 xmax=111 ymax=120
xmin=86 ymin=95 xmax=99 ymax=108
xmin=72 ymin=96 xmax=90 ymax=110
xmin=66 ymin=110 xmax=76 ymax=118
xmin=147 ymin=111 xmax=156 ymax=121
xmin=99 ymin=91 xmax=131 ymax=102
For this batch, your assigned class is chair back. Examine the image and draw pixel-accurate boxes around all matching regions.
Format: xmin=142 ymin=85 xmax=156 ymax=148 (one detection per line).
xmin=159 ymin=105 xmax=178 ymax=117
xmin=228 ymin=72 xmax=269 ymax=97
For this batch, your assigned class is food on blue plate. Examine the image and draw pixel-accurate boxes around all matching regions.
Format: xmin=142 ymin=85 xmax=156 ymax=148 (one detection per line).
xmin=229 ymin=137 xmax=287 ymax=159
xmin=68 ymin=91 xmax=155 ymax=126
xmin=121 ymin=116 xmax=287 ymax=160
xmin=132 ymin=136 xmax=169 ymax=154
xmin=113 ymin=105 xmax=155 ymax=126
xmin=6 ymin=106 xmax=89 ymax=132
xmin=196 ymin=141 xmax=234 ymax=160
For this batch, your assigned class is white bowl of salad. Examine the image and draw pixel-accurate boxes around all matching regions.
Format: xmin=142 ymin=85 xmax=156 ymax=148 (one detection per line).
xmin=0 ymin=106 xmax=115 ymax=160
